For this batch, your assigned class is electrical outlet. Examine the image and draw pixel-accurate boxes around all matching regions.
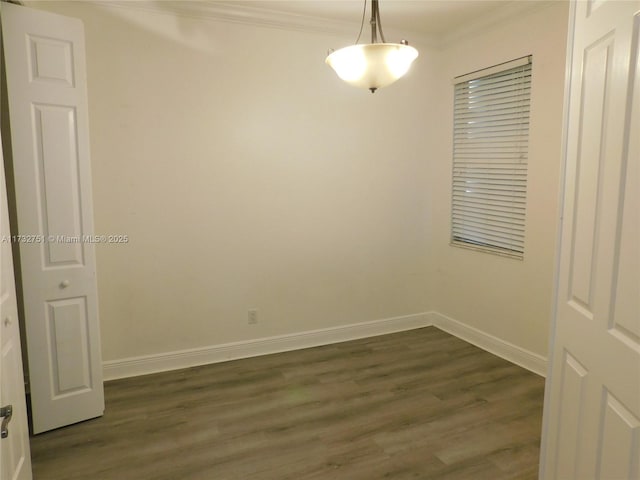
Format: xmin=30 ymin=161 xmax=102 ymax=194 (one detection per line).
xmin=248 ymin=309 xmax=258 ymax=325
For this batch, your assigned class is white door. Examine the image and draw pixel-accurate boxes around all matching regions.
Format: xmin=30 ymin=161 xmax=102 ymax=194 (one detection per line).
xmin=1 ymin=2 xmax=104 ymax=434
xmin=0 ymin=131 xmax=32 ymax=479
xmin=540 ymin=1 xmax=640 ymax=479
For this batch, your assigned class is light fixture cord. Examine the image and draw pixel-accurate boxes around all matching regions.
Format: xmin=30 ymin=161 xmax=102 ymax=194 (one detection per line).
xmin=354 ymin=0 xmax=367 ymax=44
xmin=355 ymin=0 xmax=388 ymax=45
xmin=374 ymin=0 xmax=387 ymax=43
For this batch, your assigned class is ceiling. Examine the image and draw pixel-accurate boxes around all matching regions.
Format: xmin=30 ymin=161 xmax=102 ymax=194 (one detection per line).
xmin=91 ymin=0 xmax=554 ymax=45
xmin=211 ymin=0 xmax=546 ymax=39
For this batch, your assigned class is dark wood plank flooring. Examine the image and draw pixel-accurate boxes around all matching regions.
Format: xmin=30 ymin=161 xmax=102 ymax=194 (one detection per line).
xmin=30 ymin=327 xmax=545 ymax=479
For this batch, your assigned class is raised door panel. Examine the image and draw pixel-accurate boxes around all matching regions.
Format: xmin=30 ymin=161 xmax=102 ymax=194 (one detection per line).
xmin=32 ymin=103 xmax=85 ymax=267
xmin=46 ymin=298 xmax=92 ymax=396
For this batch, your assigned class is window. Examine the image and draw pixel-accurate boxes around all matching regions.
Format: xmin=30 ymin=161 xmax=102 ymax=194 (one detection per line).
xmin=451 ymin=56 xmax=532 ymax=259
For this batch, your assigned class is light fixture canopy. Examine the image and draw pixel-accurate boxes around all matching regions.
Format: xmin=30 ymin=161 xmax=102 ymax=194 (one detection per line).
xmin=326 ymin=0 xmax=418 ymax=93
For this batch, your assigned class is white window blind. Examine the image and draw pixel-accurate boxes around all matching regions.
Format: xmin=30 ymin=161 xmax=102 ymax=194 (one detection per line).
xmin=451 ymin=57 xmax=532 ymax=259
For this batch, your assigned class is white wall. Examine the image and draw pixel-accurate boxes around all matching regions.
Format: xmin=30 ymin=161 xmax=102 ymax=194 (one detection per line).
xmin=31 ymin=2 xmax=437 ymax=363
xmin=430 ymin=2 xmax=570 ymax=358
xmin=28 ymin=1 xmax=568 ymax=371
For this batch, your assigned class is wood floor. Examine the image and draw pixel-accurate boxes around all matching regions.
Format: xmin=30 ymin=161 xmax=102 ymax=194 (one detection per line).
xmin=30 ymin=327 xmax=545 ymax=480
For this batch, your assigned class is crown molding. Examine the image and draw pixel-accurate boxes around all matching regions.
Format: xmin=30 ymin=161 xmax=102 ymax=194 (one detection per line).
xmin=90 ymin=0 xmax=358 ymax=36
xmin=438 ymin=0 xmax=559 ymax=48
xmin=74 ymin=1 xmax=557 ymax=51
xmin=88 ymin=0 xmax=438 ymax=45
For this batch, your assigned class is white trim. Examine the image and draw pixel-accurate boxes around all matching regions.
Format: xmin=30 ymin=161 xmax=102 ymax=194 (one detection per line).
xmin=83 ymin=0 xmax=546 ymax=47
xmin=88 ymin=0 xmax=360 ymax=36
xmin=102 ymin=312 xmax=433 ymax=381
xmin=103 ymin=311 xmax=548 ymax=381
xmin=428 ymin=311 xmax=547 ymax=377
xmin=539 ymin=0 xmax=578 ymax=472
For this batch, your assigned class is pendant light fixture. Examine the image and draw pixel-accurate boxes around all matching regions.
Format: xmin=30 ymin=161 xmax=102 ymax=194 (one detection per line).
xmin=326 ymin=0 xmax=418 ymax=93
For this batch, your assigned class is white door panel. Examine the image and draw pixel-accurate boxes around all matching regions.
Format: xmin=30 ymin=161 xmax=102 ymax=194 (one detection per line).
xmin=540 ymin=1 xmax=640 ymax=478
xmin=0 ymin=130 xmax=32 ymax=479
xmin=33 ymin=103 xmax=85 ymax=266
xmin=1 ymin=2 xmax=104 ymax=434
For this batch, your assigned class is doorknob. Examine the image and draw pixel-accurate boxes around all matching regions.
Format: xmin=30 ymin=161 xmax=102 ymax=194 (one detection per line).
xmin=0 ymin=405 xmax=12 ymax=439
xmin=59 ymin=280 xmax=70 ymax=289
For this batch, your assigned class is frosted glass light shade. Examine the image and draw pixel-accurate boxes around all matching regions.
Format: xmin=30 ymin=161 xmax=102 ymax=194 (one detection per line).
xmin=326 ymin=43 xmax=418 ymax=91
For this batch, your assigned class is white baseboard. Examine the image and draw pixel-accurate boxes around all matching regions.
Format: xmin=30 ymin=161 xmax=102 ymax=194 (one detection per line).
xmin=102 ymin=312 xmax=433 ymax=381
xmin=428 ymin=311 xmax=547 ymax=377
xmin=103 ymin=311 xmax=548 ymax=381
